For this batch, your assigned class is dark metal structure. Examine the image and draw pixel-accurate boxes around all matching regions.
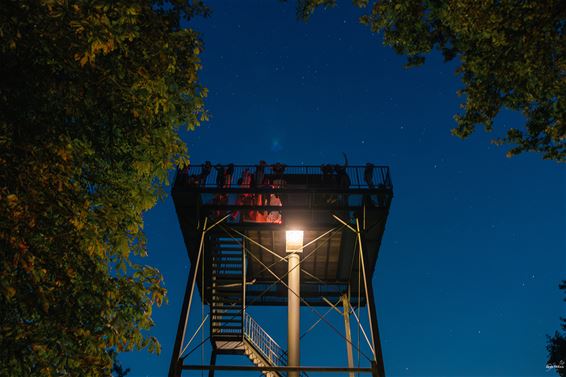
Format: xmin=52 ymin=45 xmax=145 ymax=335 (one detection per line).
xmin=169 ymin=163 xmax=393 ymax=376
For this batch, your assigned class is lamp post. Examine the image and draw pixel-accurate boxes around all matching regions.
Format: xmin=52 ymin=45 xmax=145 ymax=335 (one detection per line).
xmin=286 ymin=230 xmax=303 ymax=377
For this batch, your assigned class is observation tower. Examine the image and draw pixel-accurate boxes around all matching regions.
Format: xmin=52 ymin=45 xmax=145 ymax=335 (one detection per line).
xmin=168 ymin=162 xmax=393 ymax=376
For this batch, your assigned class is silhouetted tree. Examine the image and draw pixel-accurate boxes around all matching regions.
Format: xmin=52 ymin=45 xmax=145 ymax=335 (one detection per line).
xmin=297 ymin=0 xmax=565 ymax=161
xmin=547 ymin=281 xmax=566 ymax=376
xmin=1 ymin=1 xmax=208 ymax=375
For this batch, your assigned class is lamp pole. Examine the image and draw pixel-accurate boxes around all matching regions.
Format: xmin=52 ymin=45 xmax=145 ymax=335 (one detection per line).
xmin=286 ymin=230 xmax=303 ymax=377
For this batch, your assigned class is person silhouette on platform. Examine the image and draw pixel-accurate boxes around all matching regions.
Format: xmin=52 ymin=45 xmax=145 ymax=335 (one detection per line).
xmin=335 ymin=153 xmax=350 ymax=189
xmin=254 ymin=160 xmax=267 ymax=188
xmin=199 ymin=161 xmax=212 ymax=186
xmin=214 ymin=164 xmax=225 ymax=188
xmin=364 ymin=163 xmax=375 ymax=189
xmin=334 ymin=153 xmax=350 ymax=205
xmin=271 ymin=162 xmax=286 ymax=183
xmin=224 ymin=163 xmax=234 ymax=188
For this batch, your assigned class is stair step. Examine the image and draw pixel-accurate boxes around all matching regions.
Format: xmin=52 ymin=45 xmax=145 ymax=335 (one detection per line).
xmin=212 ymin=272 xmax=242 ymax=276
xmin=212 ymin=284 xmax=242 ymax=289
xmin=211 ymin=302 xmax=242 ymax=307
xmin=211 ymin=244 xmax=242 ymax=248
xmin=212 ymin=277 xmax=242 ymax=281
xmin=211 ymin=299 xmax=242 ymax=303
xmin=212 ymin=266 xmax=242 ymax=271
xmin=213 ymin=288 xmax=242 ymax=296
xmin=212 ymin=293 xmax=242 ymax=298
xmin=212 ymin=268 xmax=242 ymax=272
xmin=211 ymin=293 xmax=242 ymax=298
xmin=212 ymin=266 xmax=242 ymax=270
xmin=211 ymin=319 xmax=242 ymax=324
xmin=211 ymin=288 xmax=242 ymax=294
xmin=212 ymin=257 xmax=242 ymax=262
xmin=212 ymin=258 xmax=242 ymax=262
xmin=211 ymin=307 xmax=242 ymax=311
xmin=212 ymin=280 xmax=242 ymax=285
xmin=211 ymin=238 xmax=242 ymax=243
xmin=211 ymin=312 xmax=242 ymax=315
xmin=211 ymin=308 xmax=243 ymax=313
xmin=210 ymin=316 xmax=242 ymax=321
xmin=211 ymin=324 xmax=242 ymax=330
xmin=211 ymin=312 xmax=242 ymax=316
xmin=212 ymin=255 xmax=242 ymax=259
xmin=213 ymin=283 xmax=243 ymax=288
xmin=212 ymin=275 xmax=242 ymax=280
xmin=212 ymin=279 xmax=242 ymax=284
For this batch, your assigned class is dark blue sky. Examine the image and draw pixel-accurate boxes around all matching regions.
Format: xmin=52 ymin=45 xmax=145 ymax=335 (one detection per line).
xmin=122 ymin=1 xmax=566 ymax=376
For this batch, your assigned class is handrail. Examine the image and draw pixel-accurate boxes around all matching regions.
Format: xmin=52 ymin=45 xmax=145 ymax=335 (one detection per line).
xmin=244 ymin=313 xmax=309 ymax=377
xmin=174 ymin=164 xmax=393 ymax=191
xmin=244 ymin=313 xmax=287 ymax=367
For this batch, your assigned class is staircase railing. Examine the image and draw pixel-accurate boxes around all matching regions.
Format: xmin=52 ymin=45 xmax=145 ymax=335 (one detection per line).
xmin=244 ymin=313 xmax=287 ymax=367
xmin=244 ymin=313 xmax=309 ymax=377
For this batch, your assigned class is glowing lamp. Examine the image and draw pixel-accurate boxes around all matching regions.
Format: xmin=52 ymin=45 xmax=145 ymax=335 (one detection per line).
xmin=285 ymin=230 xmax=304 ymax=253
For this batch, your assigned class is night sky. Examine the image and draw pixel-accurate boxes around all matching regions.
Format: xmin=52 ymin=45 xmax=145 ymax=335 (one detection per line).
xmin=121 ymin=1 xmax=566 ymax=376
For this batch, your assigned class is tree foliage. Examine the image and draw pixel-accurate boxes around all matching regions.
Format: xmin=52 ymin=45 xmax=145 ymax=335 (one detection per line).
xmin=0 ymin=1 xmax=208 ymax=375
xmin=297 ymin=0 xmax=566 ymax=161
xmin=547 ymin=281 xmax=566 ymax=376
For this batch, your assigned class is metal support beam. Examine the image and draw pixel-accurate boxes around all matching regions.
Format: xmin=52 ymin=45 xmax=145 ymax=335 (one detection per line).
xmin=208 ymin=351 xmax=216 ymax=377
xmin=168 ymin=217 xmax=208 ymax=377
xmin=341 ymin=294 xmax=355 ymax=377
xmin=183 ymin=365 xmax=374 ymax=373
xmin=366 ymin=278 xmax=385 ymax=377
xmin=356 ymin=218 xmax=385 ymax=377
xmin=286 ymin=230 xmax=303 ymax=377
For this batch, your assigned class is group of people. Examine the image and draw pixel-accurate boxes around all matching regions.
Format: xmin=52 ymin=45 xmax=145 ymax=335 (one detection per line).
xmin=178 ymin=160 xmax=289 ymax=190
xmin=176 ymin=158 xmax=386 ymax=222
xmin=177 ymin=158 xmax=377 ymax=190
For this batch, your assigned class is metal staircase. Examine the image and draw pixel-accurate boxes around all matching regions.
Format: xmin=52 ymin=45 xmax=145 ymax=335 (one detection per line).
xmin=210 ymin=235 xmax=244 ymax=341
xmin=209 ymin=234 xmax=307 ymax=377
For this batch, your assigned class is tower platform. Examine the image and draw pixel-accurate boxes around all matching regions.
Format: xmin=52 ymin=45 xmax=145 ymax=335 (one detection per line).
xmin=172 ymin=164 xmax=393 ymax=307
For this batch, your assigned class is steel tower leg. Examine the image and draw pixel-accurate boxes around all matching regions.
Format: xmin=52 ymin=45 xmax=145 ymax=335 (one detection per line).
xmin=168 ymin=218 xmax=208 ymax=377
xmin=366 ymin=278 xmax=385 ymax=377
xmin=208 ymin=351 xmax=217 ymax=377
xmin=355 ymin=218 xmax=385 ymax=377
xmin=341 ymin=294 xmax=355 ymax=377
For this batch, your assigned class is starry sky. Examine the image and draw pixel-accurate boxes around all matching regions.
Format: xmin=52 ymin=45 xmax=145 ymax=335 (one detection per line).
xmin=121 ymin=1 xmax=566 ymax=376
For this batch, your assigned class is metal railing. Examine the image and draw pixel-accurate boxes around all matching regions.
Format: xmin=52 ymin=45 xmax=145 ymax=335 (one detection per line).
xmin=244 ymin=313 xmax=287 ymax=368
xmin=244 ymin=313 xmax=309 ymax=377
xmin=174 ymin=164 xmax=392 ymax=190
